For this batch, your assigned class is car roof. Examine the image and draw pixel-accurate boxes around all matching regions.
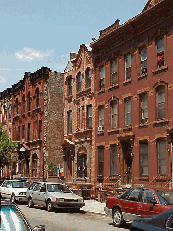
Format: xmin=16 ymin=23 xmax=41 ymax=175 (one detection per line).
xmin=32 ymin=181 xmax=65 ymax=185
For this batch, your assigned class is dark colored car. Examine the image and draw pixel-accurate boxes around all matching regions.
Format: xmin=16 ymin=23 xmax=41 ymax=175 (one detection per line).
xmin=130 ymin=208 xmax=173 ymax=230
xmin=1 ymin=200 xmax=45 ymax=230
xmin=104 ymin=187 xmax=173 ymax=227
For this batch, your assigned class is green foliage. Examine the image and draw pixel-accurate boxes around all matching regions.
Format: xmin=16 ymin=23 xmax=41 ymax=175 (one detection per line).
xmin=0 ymin=123 xmax=17 ymax=168
xmin=48 ymin=160 xmax=54 ymax=170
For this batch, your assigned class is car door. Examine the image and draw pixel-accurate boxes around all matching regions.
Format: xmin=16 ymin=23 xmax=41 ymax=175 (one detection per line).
xmin=1 ymin=181 xmax=8 ymax=198
xmin=5 ymin=181 xmax=12 ymax=199
xmin=32 ymin=183 xmax=41 ymax=205
xmin=121 ymin=188 xmax=142 ymax=215
xmin=137 ymin=188 xmax=158 ymax=217
xmin=37 ymin=183 xmax=46 ymax=206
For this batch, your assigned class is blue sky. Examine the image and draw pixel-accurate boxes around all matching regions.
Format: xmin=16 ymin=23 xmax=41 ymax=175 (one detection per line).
xmin=0 ymin=0 xmax=147 ymax=92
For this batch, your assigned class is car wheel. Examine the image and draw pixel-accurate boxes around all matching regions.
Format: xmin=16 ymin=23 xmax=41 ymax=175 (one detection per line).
xmin=10 ymin=194 xmax=15 ymax=203
xmin=28 ymin=198 xmax=34 ymax=208
xmin=46 ymin=200 xmax=53 ymax=212
xmin=112 ymin=209 xmax=123 ymax=227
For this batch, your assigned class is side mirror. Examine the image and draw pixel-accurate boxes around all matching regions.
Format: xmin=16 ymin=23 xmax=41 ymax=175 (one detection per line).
xmin=150 ymin=198 xmax=157 ymax=204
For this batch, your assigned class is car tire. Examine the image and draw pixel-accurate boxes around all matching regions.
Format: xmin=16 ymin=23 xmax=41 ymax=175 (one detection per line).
xmin=46 ymin=200 xmax=53 ymax=212
xmin=28 ymin=198 xmax=34 ymax=208
xmin=10 ymin=194 xmax=15 ymax=203
xmin=112 ymin=209 xmax=123 ymax=227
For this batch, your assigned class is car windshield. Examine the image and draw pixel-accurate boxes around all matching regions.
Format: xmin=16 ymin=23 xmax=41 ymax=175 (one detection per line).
xmin=12 ymin=181 xmax=28 ymax=188
xmin=47 ymin=184 xmax=71 ymax=193
xmin=155 ymin=190 xmax=172 ymax=205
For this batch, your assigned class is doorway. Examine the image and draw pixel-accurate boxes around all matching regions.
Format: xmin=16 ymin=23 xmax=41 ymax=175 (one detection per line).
xmin=122 ymin=141 xmax=133 ymax=184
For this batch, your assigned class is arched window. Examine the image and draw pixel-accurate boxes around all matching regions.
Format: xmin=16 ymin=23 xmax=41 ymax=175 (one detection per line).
xmin=36 ymin=88 xmax=39 ymax=108
xmin=85 ymin=68 xmax=91 ymax=88
xmin=32 ymin=154 xmax=37 ymax=177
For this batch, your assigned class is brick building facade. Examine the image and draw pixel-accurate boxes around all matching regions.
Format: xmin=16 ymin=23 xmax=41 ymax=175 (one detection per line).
xmin=91 ymin=0 xmax=173 ymax=187
xmin=62 ymin=45 xmax=96 ymax=187
xmin=0 ymin=67 xmax=64 ymax=181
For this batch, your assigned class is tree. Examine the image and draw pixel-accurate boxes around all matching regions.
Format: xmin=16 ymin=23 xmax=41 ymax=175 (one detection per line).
xmin=0 ymin=124 xmax=17 ymax=168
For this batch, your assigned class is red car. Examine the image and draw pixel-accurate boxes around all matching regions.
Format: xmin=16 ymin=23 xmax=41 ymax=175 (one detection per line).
xmin=104 ymin=187 xmax=173 ymax=227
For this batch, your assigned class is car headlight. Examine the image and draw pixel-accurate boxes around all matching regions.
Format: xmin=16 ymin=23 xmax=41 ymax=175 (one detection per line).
xmin=56 ymin=198 xmax=64 ymax=202
xmin=78 ymin=199 xmax=83 ymax=203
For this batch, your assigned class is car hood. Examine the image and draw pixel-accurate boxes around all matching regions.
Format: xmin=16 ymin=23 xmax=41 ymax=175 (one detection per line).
xmin=47 ymin=192 xmax=83 ymax=199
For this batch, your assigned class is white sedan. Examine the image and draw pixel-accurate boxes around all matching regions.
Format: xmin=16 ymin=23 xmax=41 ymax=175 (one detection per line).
xmin=0 ymin=179 xmax=28 ymax=202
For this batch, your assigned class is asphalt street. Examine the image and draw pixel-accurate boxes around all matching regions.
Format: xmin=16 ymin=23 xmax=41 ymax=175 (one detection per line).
xmin=17 ymin=203 xmax=131 ymax=231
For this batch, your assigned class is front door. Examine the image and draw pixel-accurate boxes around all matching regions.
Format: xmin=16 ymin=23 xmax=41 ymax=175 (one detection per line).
xmin=122 ymin=142 xmax=132 ymax=184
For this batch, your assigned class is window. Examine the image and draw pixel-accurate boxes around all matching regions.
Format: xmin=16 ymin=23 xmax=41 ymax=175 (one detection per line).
xmin=27 ymin=123 xmax=31 ymax=142
xmin=111 ymin=100 xmax=117 ymax=129
xmin=125 ymin=98 xmax=131 ymax=126
xmin=36 ymin=88 xmax=39 ymax=108
xmin=77 ymin=154 xmax=87 ymax=178
xmin=77 ymin=107 xmax=81 ymax=129
xmin=76 ymin=72 xmax=82 ymax=92
xmin=67 ymin=110 xmax=72 ymax=134
xmin=157 ymin=38 xmax=164 ymax=68
xmin=86 ymin=68 xmax=91 ymax=88
xmin=22 ymin=125 xmax=25 ymax=140
xmin=22 ymin=95 xmax=25 ymax=113
xmin=68 ymin=77 xmax=72 ymax=96
xmin=18 ymin=126 xmax=20 ymax=141
xmin=156 ymin=85 xmax=165 ymax=120
xmin=38 ymin=120 xmax=42 ymax=139
xmin=87 ymin=105 xmax=92 ymax=129
xmin=128 ymin=188 xmax=142 ymax=202
xmin=98 ymin=106 xmax=104 ymax=130
xmin=140 ymin=93 xmax=148 ymax=124
xmin=28 ymin=92 xmax=31 ymax=111
xmin=111 ymin=58 xmax=117 ymax=85
xmin=157 ymin=139 xmax=167 ymax=175
xmin=125 ymin=54 xmax=131 ymax=80
xmin=141 ymin=189 xmax=156 ymax=203
xmin=110 ymin=146 xmax=117 ymax=176
xmin=9 ymin=105 xmax=12 ymax=119
xmin=140 ymin=47 xmax=147 ymax=74
xmin=99 ymin=66 xmax=105 ymax=90
xmin=16 ymin=98 xmax=19 ymax=114
xmin=98 ymin=147 xmax=104 ymax=177
xmin=32 ymin=154 xmax=37 ymax=177
xmin=140 ymin=142 xmax=148 ymax=176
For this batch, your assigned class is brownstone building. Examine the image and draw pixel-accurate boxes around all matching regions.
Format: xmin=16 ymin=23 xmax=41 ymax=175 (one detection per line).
xmin=0 ymin=67 xmax=64 ymax=181
xmin=62 ymin=44 xmax=96 ymax=188
xmin=91 ymin=0 xmax=173 ymax=188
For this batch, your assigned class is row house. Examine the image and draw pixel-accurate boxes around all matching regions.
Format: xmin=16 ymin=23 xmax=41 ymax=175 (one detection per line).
xmin=91 ymin=0 xmax=173 ymax=187
xmin=0 ymin=67 xmax=64 ymax=181
xmin=0 ymin=88 xmax=13 ymax=178
xmin=62 ymin=45 xmax=96 ymax=188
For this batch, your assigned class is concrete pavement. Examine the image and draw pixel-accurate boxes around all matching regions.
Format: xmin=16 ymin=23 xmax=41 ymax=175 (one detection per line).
xmin=83 ymin=200 xmax=106 ymax=215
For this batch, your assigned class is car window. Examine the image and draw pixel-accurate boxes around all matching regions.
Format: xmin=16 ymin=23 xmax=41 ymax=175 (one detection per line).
xmin=1 ymin=181 xmax=7 ymax=187
xmin=155 ymin=190 xmax=170 ymax=205
xmin=141 ymin=189 xmax=157 ymax=204
xmin=47 ymin=184 xmax=71 ymax=193
xmin=28 ymin=182 xmax=38 ymax=190
xmin=119 ymin=188 xmax=132 ymax=199
xmin=166 ymin=215 xmax=173 ymax=229
xmin=12 ymin=181 xmax=27 ymax=188
xmin=6 ymin=181 xmax=11 ymax=187
xmin=34 ymin=183 xmax=42 ymax=191
xmin=127 ymin=188 xmax=142 ymax=202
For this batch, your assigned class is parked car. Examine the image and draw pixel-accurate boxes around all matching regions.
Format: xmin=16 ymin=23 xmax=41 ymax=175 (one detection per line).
xmin=1 ymin=200 xmax=45 ymax=230
xmin=104 ymin=187 xmax=173 ymax=227
xmin=0 ymin=179 xmax=28 ymax=202
xmin=130 ymin=208 xmax=173 ymax=230
xmin=26 ymin=181 xmax=85 ymax=212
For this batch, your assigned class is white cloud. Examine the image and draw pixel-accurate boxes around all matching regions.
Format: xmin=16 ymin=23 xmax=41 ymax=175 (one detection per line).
xmin=56 ymin=53 xmax=69 ymax=71
xmin=15 ymin=48 xmax=52 ymax=62
xmin=0 ymin=75 xmax=7 ymax=83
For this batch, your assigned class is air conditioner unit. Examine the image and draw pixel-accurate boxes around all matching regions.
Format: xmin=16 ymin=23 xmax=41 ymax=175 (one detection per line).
xmin=98 ymin=126 xmax=104 ymax=132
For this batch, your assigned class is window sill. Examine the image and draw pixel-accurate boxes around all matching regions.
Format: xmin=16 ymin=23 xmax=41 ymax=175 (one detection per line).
xmin=152 ymin=65 xmax=168 ymax=75
xmin=137 ymin=177 xmax=149 ymax=181
xmin=97 ymin=89 xmax=105 ymax=94
xmin=97 ymin=131 xmax=104 ymax=136
xmin=123 ymin=79 xmax=132 ymax=85
xmin=138 ymin=73 xmax=147 ymax=80
xmin=138 ymin=123 xmax=148 ymax=128
xmin=123 ymin=126 xmax=132 ymax=132
xmin=108 ymin=128 xmax=119 ymax=134
xmin=65 ymin=95 xmax=73 ymax=101
xmin=153 ymin=119 xmax=169 ymax=127
xmin=108 ymin=84 xmax=119 ymax=92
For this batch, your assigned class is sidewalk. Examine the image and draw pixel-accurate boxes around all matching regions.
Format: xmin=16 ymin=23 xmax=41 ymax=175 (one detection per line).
xmin=83 ymin=200 xmax=106 ymax=215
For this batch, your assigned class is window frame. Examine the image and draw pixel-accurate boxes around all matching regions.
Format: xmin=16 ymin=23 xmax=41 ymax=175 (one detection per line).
xmin=140 ymin=47 xmax=147 ymax=74
xmin=124 ymin=97 xmax=132 ymax=126
xmin=157 ymin=138 xmax=167 ymax=175
xmin=36 ymin=88 xmax=39 ymax=108
xmin=111 ymin=100 xmax=118 ymax=129
xmin=87 ymin=105 xmax=92 ymax=129
xmin=110 ymin=145 xmax=117 ymax=176
xmin=139 ymin=141 xmax=149 ymax=177
xmin=98 ymin=146 xmax=104 ymax=177
xmin=156 ymin=37 xmax=165 ymax=68
xmin=140 ymin=93 xmax=148 ymax=124
xmin=99 ymin=66 xmax=105 ymax=90
xmin=85 ymin=68 xmax=91 ymax=89
xmin=156 ymin=85 xmax=165 ymax=120
xmin=67 ymin=110 xmax=72 ymax=134
xmin=98 ymin=105 xmax=104 ymax=129
xmin=76 ymin=72 xmax=82 ymax=93
xmin=68 ymin=77 xmax=72 ymax=96
xmin=27 ymin=123 xmax=31 ymax=142
xmin=38 ymin=120 xmax=42 ymax=140
xmin=125 ymin=53 xmax=131 ymax=80
xmin=110 ymin=58 xmax=117 ymax=85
